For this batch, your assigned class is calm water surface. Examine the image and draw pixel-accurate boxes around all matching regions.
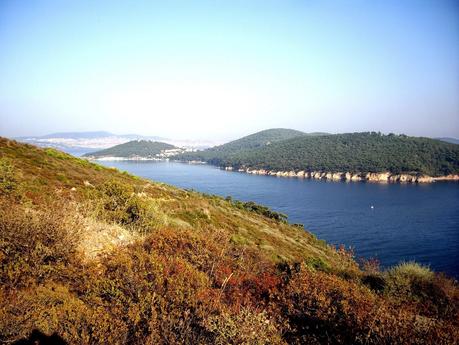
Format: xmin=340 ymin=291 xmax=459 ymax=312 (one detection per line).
xmin=100 ymin=161 xmax=459 ymax=278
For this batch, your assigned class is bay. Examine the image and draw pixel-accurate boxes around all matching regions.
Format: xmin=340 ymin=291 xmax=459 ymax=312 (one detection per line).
xmin=99 ymin=160 xmax=459 ymax=278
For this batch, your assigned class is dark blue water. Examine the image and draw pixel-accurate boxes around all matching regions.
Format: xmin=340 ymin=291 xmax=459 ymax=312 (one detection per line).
xmin=100 ymin=161 xmax=459 ymax=278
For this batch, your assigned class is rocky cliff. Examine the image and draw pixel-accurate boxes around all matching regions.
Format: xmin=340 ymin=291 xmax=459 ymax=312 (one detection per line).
xmin=224 ymin=167 xmax=459 ymax=183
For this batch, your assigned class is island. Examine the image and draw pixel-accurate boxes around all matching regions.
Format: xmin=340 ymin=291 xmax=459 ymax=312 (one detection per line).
xmin=178 ymin=129 xmax=459 ymax=183
xmin=83 ymin=140 xmax=188 ymax=160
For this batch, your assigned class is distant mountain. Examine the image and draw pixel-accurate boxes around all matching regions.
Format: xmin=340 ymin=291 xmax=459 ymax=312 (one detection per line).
xmin=179 ymin=131 xmax=459 ymax=177
xmin=83 ymin=140 xmax=178 ymax=159
xmin=38 ymin=131 xmax=116 ymax=139
xmin=436 ymin=137 xmax=459 ymax=145
xmin=15 ymin=131 xmax=168 ymax=156
xmin=15 ymin=131 xmax=219 ymax=155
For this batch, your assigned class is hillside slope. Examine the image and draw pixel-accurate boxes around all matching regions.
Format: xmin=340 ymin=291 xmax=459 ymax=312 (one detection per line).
xmin=180 ymin=128 xmax=306 ymax=161
xmin=83 ymin=140 xmax=177 ymax=158
xmin=181 ymin=131 xmax=459 ymax=178
xmin=0 ymin=137 xmax=457 ymax=344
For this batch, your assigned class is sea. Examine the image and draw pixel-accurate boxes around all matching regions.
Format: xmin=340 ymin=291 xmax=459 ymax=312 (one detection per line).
xmin=98 ymin=160 xmax=459 ymax=278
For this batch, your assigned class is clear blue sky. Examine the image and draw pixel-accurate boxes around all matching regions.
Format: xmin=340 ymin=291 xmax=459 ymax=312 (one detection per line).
xmin=1 ymin=0 xmax=458 ymax=140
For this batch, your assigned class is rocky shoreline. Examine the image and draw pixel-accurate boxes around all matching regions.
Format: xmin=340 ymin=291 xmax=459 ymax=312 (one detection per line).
xmin=224 ymin=167 xmax=459 ymax=183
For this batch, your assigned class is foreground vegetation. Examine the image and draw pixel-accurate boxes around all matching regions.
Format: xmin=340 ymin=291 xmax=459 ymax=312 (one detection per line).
xmin=1 ymin=137 xmax=458 ymax=344
xmin=179 ymin=131 xmax=459 ymax=176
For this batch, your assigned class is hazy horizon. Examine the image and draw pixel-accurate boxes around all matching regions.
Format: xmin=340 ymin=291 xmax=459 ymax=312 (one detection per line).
xmin=1 ymin=0 xmax=458 ymax=140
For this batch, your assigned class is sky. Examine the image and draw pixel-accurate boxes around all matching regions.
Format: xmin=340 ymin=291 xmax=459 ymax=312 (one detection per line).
xmin=1 ymin=0 xmax=458 ymax=141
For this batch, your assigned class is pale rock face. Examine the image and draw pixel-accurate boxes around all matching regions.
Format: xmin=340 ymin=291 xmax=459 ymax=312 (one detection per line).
xmin=83 ymin=180 xmax=94 ymax=187
xmin=366 ymin=172 xmax=390 ymax=182
xmin=433 ymin=174 xmax=459 ymax=181
xmin=416 ymin=175 xmax=433 ymax=183
xmin=350 ymin=174 xmax=361 ymax=181
xmin=232 ymin=166 xmax=450 ymax=184
xmin=331 ymin=172 xmax=343 ymax=180
xmin=398 ymin=174 xmax=411 ymax=182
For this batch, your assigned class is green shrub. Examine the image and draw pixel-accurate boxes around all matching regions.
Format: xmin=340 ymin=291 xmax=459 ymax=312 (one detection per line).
xmin=385 ymin=262 xmax=434 ymax=299
xmin=98 ymin=180 xmax=156 ymax=230
xmin=304 ymin=256 xmax=331 ymax=272
xmin=44 ymin=148 xmax=70 ymax=160
xmin=0 ymin=158 xmax=19 ymax=196
xmin=233 ymin=200 xmax=288 ymax=222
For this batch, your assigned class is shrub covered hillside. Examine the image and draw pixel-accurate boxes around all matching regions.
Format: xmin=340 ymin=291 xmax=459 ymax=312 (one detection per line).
xmin=0 ymin=137 xmax=458 ymax=344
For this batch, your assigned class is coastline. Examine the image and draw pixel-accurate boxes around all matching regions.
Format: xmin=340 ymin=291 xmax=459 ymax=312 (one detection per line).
xmin=85 ymin=156 xmax=459 ymax=183
xmin=85 ymin=156 xmax=208 ymax=164
xmin=85 ymin=156 xmax=167 ymax=161
xmin=223 ymin=166 xmax=459 ymax=183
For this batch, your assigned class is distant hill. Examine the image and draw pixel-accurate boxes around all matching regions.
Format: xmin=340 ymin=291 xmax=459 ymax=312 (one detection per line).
xmin=83 ymin=140 xmax=177 ymax=158
xmin=180 ymin=131 xmax=459 ymax=177
xmin=436 ymin=137 xmax=459 ymax=145
xmin=180 ymin=128 xmax=307 ymax=161
xmin=212 ymin=128 xmax=306 ymax=151
xmin=18 ymin=131 xmax=164 ymax=140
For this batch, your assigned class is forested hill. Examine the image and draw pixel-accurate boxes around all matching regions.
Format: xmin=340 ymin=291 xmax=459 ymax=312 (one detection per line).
xmin=180 ymin=132 xmax=459 ymax=176
xmin=83 ymin=140 xmax=176 ymax=158
xmin=206 ymin=128 xmax=307 ymax=153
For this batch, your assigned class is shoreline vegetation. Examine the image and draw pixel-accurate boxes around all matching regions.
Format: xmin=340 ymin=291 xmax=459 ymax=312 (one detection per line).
xmin=1 ymin=137 xmax=459 ymax=344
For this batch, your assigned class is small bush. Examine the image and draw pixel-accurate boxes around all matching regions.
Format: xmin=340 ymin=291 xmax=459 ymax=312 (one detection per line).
xmin=385 ymin=262 xmax=434 ymax=299
xmin=304 ymin=256 xmax=331 ymax=272
xmin=233 ymin=200 xmax=288 ymax=222
xmin=0 ymin=158 xmax=20 ymax=197
xmin=44 ymin=148 xmax=70 ymax=160
xmin=384 ymin=262 xmax=459 ymax=320
xmin=98 ymin=180 xmax=156 ymax=230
